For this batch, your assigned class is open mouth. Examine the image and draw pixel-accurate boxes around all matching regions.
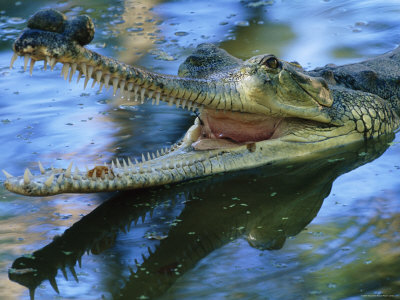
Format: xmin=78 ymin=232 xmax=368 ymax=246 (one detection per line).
xmin=193 ymin=109 xmax=283 ymax=150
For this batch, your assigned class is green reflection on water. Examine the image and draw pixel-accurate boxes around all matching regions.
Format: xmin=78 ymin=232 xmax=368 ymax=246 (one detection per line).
xmin=332 ymin=46 xmax=362 ymax=59
xmin=221 ymin=22 xmax=295 ymax=59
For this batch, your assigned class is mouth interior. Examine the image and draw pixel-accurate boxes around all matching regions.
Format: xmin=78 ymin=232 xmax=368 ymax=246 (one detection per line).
xmin=192 ymin=109 xmax=283 ymax=150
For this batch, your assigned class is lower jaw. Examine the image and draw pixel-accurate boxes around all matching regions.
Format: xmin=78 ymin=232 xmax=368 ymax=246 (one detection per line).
xmin=192 ymin=138 xmax=244 ymax=150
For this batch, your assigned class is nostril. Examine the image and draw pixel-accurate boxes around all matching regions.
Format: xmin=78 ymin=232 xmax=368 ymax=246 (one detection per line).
xmin=26 ymin=9 xmax=94 ymax=46
xmin=63 ymin=15 xmax=95 ymax=46
xmin=27 ymin=9 xmax=67 ymax=33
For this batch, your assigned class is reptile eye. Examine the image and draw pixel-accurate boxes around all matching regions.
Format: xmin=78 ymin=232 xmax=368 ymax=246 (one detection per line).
xmin=262 ymin=56 xmax=279 ymax=69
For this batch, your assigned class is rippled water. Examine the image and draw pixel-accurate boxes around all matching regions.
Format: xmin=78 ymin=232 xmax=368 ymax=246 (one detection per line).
xmin=0 ymin=0 xmax=399 ymax=299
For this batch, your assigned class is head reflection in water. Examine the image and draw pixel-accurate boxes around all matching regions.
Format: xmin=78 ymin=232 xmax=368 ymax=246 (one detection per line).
xmin=8 ymin=135 xmax=393 ymax=299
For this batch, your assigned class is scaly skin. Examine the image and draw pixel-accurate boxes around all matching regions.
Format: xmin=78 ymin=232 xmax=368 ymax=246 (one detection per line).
xmin=3 ymin=9 xmax=400 ymax=196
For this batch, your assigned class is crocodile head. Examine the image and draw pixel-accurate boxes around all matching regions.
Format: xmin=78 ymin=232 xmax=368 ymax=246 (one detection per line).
xmin=4 ymin=9 xmax=386 ymax=196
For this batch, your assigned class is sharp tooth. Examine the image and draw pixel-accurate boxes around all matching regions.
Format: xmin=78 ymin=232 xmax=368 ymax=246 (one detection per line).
xmin=155 ymin=92 xmax=161 ymax=105
xmin=61 ymin=267 xmax=68 ymax=281
xmin=151 ymin=153 xmax=156 ymax=159
xmin=141 ymin=153 xmax=146 ymax=162
xmin=84 ymin=66 xmax=93 ymax=89
xmin=84 ymin=76 xmax=90 ymax=89
xmin=61 ymin=63 xmax=70 ymax=80
xmin=127 ymin=82 xmax=133 ymax=92
xmin=10 ymin=52 xmax=18 ymax=69
xmin=29 ymin=59 xmax=36 ymax=76
xmin=57 ymin=173 xmax=64 ymax=184
xmin=65 ymin=162 xmax=73 ymax=178
xmin=74 ymin=167 xmax=80 ymax=178
xmin=48 ymin=276 xmax=59 ymax=294
xmin=175 ymin=99 xmax=181 ymax=108
xmin=76 ymin=71 xmax=83 ymax=83
xmin=92 ymin=70 xmax=101 ymax=88
xmin=148 ymin=91 xmax=154 ymax=100
xmin=43 ymin=59 xmax=47 ymax=71
xmin=134 ymin=86 xmax=139 ymax=102
xmin=128 ymin=157 xmax=134 ymax=166
xmin=2 ymin=170 xmax=13 ymax=179
xmin=161 ymin=148 xmax=165 ymax=155
xmin=103 ymin=74 xmax=110 ymax=88
xmin=116 ymin=159 xmax=122 ymax=168
xmin=119 ymin=80 xmax=126 ymax=95
xmin=122 ymin=158 xmax=128 ymax=168
xmin=156 ymin=150 xmax=160 ymax=157
xmin=134 ymin=158 xmax=139 ymax=164
xmin=81 ymin=63 xmax=87 ymax=76
xmin=23 ymin=168 xmax=31 ymax=184
xmin=44 ymin=173 xmax=54 ymax=187
xmin=112 ymin=78 xmax=119 ymax=96
xmin=192 ymin=103 xmax=198 ymax=111
xmin=147 ymin=152 xmax=151 ymax=161
xmin=140 ymin=88 xmax=146 ymax=104
xmin=187 ymin=101 xmax=193 ymax=110
xmin=23 ymin=55 xmax=30 ymax=72
xmin=87 ymin=65 xmax=94 ymax=78
xmin=127 ymin=83 xmax=133 ymax=100
xmin=38 ymin=161 xmax=45 ymax=174
xmin=101 ymin=170 xmax=105 ymax=179
xmin=111 ymin=161 xmax=116 ymax=170
xmin=96 ymin=70 xmax=102 ymax=83
xmin=168 ymin=97 xmax=174 ymax=106
xmin=69 ymin=63 xmax=77 ymax=82
xmin=50 ymin=57 xmax=56 ymax=70
xmin=182 ymin=99 xmax=187 ymax=109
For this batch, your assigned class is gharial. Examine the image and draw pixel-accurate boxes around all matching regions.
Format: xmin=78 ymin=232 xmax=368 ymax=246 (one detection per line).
xmin=3 ymin=9 xmax=400 ymax=196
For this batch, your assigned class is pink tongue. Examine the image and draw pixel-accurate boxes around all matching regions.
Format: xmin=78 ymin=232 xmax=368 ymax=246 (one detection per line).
xmin=204 ymin=113 xmax=279 ymax=143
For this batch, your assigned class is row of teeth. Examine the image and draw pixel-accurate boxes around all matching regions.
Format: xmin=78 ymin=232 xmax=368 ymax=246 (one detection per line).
xmin=1 ymin=141 xmax=208 ymax=186
xmin=10 ymin=53 xmax=204 ymax=112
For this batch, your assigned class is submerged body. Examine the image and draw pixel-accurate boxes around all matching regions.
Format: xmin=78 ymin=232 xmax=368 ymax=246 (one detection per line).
xmin=3 ymin=9 xmax=400 ymax=196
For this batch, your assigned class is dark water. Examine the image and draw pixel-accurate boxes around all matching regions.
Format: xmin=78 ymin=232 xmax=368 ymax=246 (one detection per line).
xmin=0 ymin=0 xmax=399 ymax=299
